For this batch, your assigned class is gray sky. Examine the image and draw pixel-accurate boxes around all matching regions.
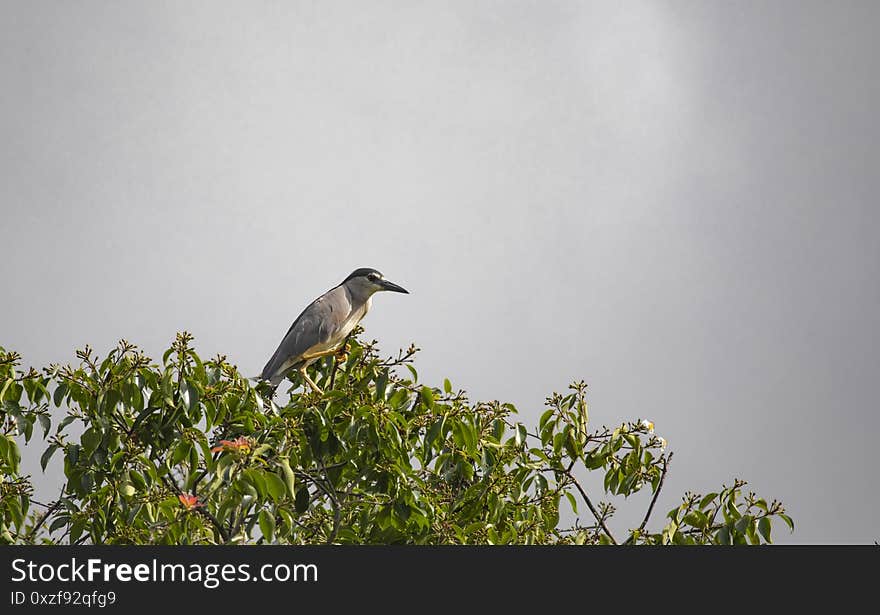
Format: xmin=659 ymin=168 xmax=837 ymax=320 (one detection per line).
xmin=2 ymin=1 xmax=878 ymax=543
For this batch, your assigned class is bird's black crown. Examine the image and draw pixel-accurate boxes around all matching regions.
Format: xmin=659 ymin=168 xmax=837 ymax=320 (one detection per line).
xmin=342 ymin=268 xmax=383 ymax=284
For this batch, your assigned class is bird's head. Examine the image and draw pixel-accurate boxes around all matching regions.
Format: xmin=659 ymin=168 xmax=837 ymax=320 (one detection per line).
xmin=341 ymin=268 xmax=409 ymax=296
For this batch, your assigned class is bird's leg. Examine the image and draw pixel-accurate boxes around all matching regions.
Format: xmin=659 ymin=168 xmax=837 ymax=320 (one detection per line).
xmin=335 ymin=340 xmax=350 ymax=363
xmin=300 ymin=367 xmax=324 ymax=395
xmin=328 ymin=341 xmax=350 ymax=391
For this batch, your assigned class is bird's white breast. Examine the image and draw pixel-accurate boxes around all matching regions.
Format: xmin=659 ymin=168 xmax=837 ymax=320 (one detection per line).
xmin=336 ymin=296 xmax=370 ymax=341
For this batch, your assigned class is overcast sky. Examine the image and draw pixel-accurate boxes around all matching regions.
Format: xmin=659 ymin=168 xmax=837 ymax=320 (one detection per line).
xmin=2 ymin=1 xmax=878 ymax=543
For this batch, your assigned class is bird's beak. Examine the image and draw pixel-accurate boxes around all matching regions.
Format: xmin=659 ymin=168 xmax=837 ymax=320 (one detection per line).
xmin=380 ymin=279 xmax=409 ymax=294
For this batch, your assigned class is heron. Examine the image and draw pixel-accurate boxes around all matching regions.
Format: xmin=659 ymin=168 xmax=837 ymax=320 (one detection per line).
xmin=259 ymin=268 xmax=408 ymax=394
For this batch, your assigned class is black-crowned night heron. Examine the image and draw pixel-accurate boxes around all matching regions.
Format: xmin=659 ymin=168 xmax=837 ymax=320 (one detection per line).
xmin=260 ymin=268 xmax=408 ymax=394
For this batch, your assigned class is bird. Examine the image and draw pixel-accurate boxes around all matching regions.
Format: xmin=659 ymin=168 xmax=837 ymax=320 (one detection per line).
xmin=259 ymin=268 xmax=409 ymax=394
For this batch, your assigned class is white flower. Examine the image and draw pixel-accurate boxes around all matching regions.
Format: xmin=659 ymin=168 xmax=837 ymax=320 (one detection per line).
xmin=657 ymin=436 xmax=667 ymax=450
xmin=640 ymin=419 xmax=654 ymax=433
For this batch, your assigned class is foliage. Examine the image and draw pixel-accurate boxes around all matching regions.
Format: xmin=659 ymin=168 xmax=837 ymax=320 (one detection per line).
xmin=0 ymin=332 xmax=792 ymax=545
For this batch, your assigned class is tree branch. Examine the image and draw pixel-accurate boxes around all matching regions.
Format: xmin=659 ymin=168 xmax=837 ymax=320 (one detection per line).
xmin=624 ymin=452 xmax=673 ymax=545
xmin=25 ymin=487 xmax=66 ymax=543
xmin=315 ymin=458 xmax=342 ymax=544
xmin=565 ymin=471 xmax=618 ymax=545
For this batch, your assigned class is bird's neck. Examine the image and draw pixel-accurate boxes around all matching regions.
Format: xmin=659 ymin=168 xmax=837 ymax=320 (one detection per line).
xmin=344 ymin=284 xmax=375 ymax=310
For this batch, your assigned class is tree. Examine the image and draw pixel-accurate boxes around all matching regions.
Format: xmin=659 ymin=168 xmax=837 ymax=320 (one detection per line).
xmin=0 ymin=331 xmax=792 ymax=545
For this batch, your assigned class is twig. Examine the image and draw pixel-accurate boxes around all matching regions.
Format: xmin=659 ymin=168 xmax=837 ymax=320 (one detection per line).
xmin=195 ymin=504 xmax=231 ymax=544
xmin=565 ymin=471 xmax=618 ymax=545
xmin=624 ymin=452 xmax=673 ymax=545
xmin=25 ymin=487 xmax=65 ymax=542
xmin=327 ymin=497 xmax=341 ymax=544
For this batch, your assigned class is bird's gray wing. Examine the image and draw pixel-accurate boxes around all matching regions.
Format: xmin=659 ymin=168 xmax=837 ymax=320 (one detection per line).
xmin=260 ymin=287 xmax=348 ymax=384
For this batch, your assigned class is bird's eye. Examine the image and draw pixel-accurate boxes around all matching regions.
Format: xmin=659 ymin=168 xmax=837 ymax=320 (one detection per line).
xmin=367 ymin=273 xmax=379 ymax=281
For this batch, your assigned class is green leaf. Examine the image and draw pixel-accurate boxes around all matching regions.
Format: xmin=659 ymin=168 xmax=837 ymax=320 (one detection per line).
xmin=453 ymin=420 xmax=476 ymax=453
xmin=129 ymin=469 xmax=147 ymax=491
xmin=171 ymin=440 xmax=191 ymax=466
xmin=539 ymin=408 xmax=555 ymax=431
xmin=716 ymin=525 xmax=732 ymax=545
xmin=4 ymin=436 xmax=21 ymax=472
xmin=757 ymin=518 xmax=771 ymax=543
xmin=564 ymin=429 xmax=579 ymax=460
xmin=294 ymin=486 xmax=310 ymax=514
xmin=583 ymin=452 xmax=605 ymax=470
xmin=443 ymin=378 xmax=452 ymax=394
xmin=279 ymin=458 xmax=296 ymax=498
xmin=11 ymin=409 xmax=26 ymax=434
xmin=49 ymin=515 xmax=69 ymax=533
xmin=40 ymin=444 xmax=60 ymax=471
xmin=420 ymin=386 xmax=434 ymax=409
xmin=126 ymin=381 xmax=144 ymax=414
xmin=188 ymin=444 xmax=199 ymax=476
xmin=22 ymin=415 xmax=34 ymax=442
xmin=699 ymin=493 xmax=718 ymax=510
xmin=683 ymin=511 xmax=709 ymax=530
xmin=69 ymin=517 xmax=86 ymax=543
xmin=388 ymin=389 xmax=409 ymax=409
xmin=734 ymin=514 xmax=752 ymax=535
xmin=6 ymin=498 xmax=23 ymax=528
xmin=81 ymin=427 xmax=102 ymax=457
xmin=778 ymin=513 xmax=795 ymax=532
xmin=109 ymin=450 xmax=126 ymax=470
xmin=56 ymin=415 xmax=76 ymax=434
xmin=186 ymin=381 xmax=200 ymax=412
xmin=258 ymin=509 xmax=275 ymax=543
xmin=37 ymin=414 xmax=51 ymax=438
xmin=515 ymin=424 xmax=527 ymax=447
xmin=374 ymin=371 xmax=388 ymax=401
xmin=53 ymin=382 xmax=68 ymax=407
xmin=265 ymin=472 xmax=287 ymax=503
xmin=244 ymin=470 xmax=268 ymax=499
xmin=65 ymin=443 xmax=80 ymax=466
xmin=0 ymin=377 xmax=11 ymax=402
xmin=565 ymin=491 xmax=578 ymax=514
